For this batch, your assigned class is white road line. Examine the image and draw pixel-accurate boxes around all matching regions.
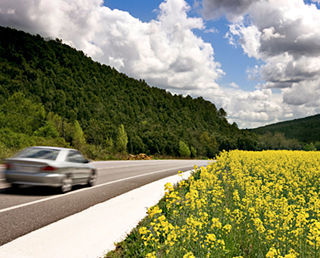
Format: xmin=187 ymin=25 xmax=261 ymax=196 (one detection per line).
xmin=95 ymin=161 xmax=180 ymax=170
xmin=0 ymin=165 xmax=194 ymax=214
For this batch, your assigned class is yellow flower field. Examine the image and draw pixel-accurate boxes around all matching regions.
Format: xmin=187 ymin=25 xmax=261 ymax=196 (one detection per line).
xmin=139 ymin=150 xmax=320 ymax=257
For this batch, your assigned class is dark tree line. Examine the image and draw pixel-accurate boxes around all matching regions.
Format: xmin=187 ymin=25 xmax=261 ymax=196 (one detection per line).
xmin=251 ymin=114 xmax=320 ymax=143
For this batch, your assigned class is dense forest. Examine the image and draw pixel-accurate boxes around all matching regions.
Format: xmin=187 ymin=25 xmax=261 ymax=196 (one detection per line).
xmin=250 ymin=114 xmax=320 ymax=151
xmin=251 ymin=114 xmax=320 ymax=142
xmin=0 ymin=26 xmax=318 ymax=160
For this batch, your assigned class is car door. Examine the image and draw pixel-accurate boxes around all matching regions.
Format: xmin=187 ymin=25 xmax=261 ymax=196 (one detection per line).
xmin=66 ymin=150 xmax=91 ymax=184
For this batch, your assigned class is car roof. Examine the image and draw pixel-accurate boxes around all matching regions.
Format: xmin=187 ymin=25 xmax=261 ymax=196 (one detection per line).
xmin=28 ymin=146 xmax=77 ymax=151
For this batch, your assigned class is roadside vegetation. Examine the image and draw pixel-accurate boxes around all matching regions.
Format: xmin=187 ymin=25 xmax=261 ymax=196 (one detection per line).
xmin=106 ymin=150 xmax=320 ymax=257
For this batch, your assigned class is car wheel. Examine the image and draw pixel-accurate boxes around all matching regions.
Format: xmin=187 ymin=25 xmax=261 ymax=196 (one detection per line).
xmin=11 ymin=183 xmax=19 ymax=189
xmin=60 ymin=176 xmax=73 ymax=193
xmin=9 ymin=183 xmax=19 ymax=192
xmin=87 ymin=170 xmax=97 ymax=187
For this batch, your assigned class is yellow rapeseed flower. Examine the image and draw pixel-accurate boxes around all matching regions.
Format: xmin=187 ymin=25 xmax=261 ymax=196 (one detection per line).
xmin=140 ymin=150 xmax=320 ymax=257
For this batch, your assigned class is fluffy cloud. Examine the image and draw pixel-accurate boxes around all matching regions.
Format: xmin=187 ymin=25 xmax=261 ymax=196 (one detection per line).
xmin=201 ymin=0 xmax=320 ymax=126
xmin=229 ymin=82 xmax=239 ymax=88
xmin=0 ymin=0 xmax=105 ymax=55
xmin=217 ymin=89 xmax=284 ymax=128
xmin=200 ymin=0 xmax=263 ymax=22
xmin=215 ymin=0 xmax=320 ymax=85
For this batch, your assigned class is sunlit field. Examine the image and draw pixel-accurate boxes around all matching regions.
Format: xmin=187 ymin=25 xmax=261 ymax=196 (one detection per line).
xmin=108 ymin=150 xmax=320 ymax=258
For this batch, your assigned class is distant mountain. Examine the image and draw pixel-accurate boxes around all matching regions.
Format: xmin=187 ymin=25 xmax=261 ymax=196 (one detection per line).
xmin=250 ymin=114 xmax=320 ymax=143
xmin=0 ymin=26 xmax=257 ymax=159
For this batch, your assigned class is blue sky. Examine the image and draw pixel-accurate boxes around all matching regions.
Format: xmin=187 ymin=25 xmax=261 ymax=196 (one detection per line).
xmin=104 ymin=0 xmax=261 ymax=92
xmin=1 ymin=0 xmax=320 ymax=128
xmin=104 ymin=0 xmax=164 ymax=22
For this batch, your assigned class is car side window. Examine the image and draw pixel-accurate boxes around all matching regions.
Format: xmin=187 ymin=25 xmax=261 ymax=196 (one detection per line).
xmin=66 ymin=151 xmax=86 ymax=163
xmin=15 ymin=148 xmax=59 ymax=160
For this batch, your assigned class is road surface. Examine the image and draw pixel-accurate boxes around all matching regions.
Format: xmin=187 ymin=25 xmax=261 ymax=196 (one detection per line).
xmin=0 ymin=159 xmax=208 ymax=246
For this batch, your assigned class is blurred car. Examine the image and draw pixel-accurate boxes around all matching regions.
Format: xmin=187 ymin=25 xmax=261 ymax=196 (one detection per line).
xmin=4 ymin=146 xmax=97 ymax=193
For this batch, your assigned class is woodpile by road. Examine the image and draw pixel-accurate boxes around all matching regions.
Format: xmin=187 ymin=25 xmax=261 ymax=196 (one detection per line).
xmin=127 ymin=153 xmax=152 ymax=160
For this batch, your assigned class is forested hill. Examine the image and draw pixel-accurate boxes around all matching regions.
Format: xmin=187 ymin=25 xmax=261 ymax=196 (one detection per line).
xmin=0 ymin=26 xmax=255 ymax=159
xmin=250 ymin=114 xmax=320 ymax=143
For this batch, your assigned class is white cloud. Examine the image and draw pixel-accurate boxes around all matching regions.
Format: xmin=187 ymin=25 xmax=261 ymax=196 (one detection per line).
xmin=205 ymin=27 xmax=218 ymax=33
xmin=282 ymin=79 xmax=320 ymax=106
xmin=229 ymin=82 xmax=239 ymax=88
xmin=261 ymin=26 xmax=285 ymax=41
xmin=227 ymin=22 xmax=261 ymax=59
xmin=200 ymin=0 xmax=320 ymax=127
xmin=200 ymin=0 xmax=262 ymax=22
xmin=0 ymin=0 xmax=105 ymax=56
xmin=246 ymin=65 xmax=261 ymax=81
xmin=211 ymin=88 xmax=283 ymax=128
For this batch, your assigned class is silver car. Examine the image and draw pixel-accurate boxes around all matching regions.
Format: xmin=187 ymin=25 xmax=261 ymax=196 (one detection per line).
xmin=4 ymin=146 xmax=97 ymax=193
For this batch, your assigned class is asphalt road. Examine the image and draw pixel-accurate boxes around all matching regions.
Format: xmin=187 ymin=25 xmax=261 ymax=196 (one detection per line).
xmin=0 ymin=159 xmax=208 ymax=246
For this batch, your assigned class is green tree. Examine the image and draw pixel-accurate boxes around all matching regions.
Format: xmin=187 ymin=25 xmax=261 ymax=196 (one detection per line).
xmin=105 ymin=137 xmax=114 ymax=155
xmin=200 ymin=132 xmax=218 ymax=158
xmin=46 ymin=112 xmax=64 ymax=138
xmin=33 ymin=121 xmax=59 ymax=138
xmin=218 ymin=107 xmax=227 ymax=118
xmin=116 ymin=124 xmax=128 ymax=154
xmin=190 ymin=146 xmax=197 ymax=158
xmin=72 ymin=120 xmax=86 ymax=151
xmin=314 ymin=141 xmax=320 ymax=151
xmin=303 ymin=143 xmax=316 ymax=151
xmin=179 ymin=141 xmax=191 ymax=158
xmin=0 ymin=92 xmax=45 ymax=135
xmin=273 ymin=132 xmax=287 ymax=149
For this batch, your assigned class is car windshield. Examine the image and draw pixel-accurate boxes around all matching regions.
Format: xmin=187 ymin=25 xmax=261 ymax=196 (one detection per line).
xmin=14 ymin=148 xmax=60 ymax=161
